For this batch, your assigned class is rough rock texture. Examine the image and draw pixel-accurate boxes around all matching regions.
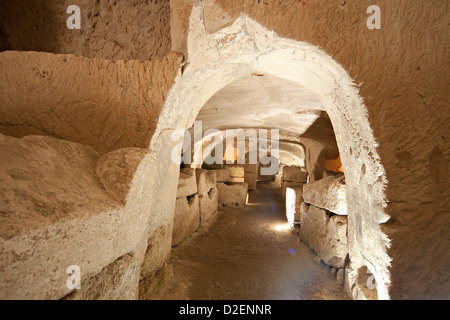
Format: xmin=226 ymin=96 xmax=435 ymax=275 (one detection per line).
xmin=0 ymin=134 xmax=149 ymax=299
xmin=303 ymin=175 xmax=347 ymax=216
xmin=213 ymin=169 xmax=231 ymax=183
xmin=244 ymin=164 xmax=258 ymax=175
xmin=282 ymin=166 xmax=308 ymax=183
xmin=196 ymin=169 xmax=219 ymax=223
xmin=300 ymin=202 xmax=309 ymax=225
xmin=300 ymin=205 xmax=349 ymax=269
xmin=177 ymin=168 xmax=198 ymax=199
xmin=0 ymin=134 xmax=118 ymax=240
xmin=0 ymin=0 xmax=171 ymax=61
xmin=0 ymin=50 xmax=182 ymax=155
xmin=217 ymin=182 xmax=248 ymax=207
xmin=63 ymin=254 xmax=139 ymax=300
xmin=196 ymin=169 xmax=216 ymax=197
xmin=139 ymin=263 xmax=174 ymax=300
xmin=96 ymin=148 xmax=151 ymax=204
xmin=140 ymin=224 xmax=173 ymax=278
xmin=199 ymin=187 xmax=219 ymax=223
xmin=172 ymin=194 xmax=200 ymax=246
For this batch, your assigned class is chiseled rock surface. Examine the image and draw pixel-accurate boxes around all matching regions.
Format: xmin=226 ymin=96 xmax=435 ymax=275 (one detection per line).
xmin=196 ymin=169 xmax=216 ymax=197
xmin=177 ymin=168 xmax=198 ymax=199
xmin=195 ymin=169 xmax=219 ymax=223
xmin=213 ymin=169 xmax=231 ymax=183
xmin=63 ymin=254 xmax=139 ymax=300
xmin=282 ymin=165 xmax=308 ymax=183
xmin=303 ymin=175 xmax=347 ymax=216
xmin=0 ymin=134 xmax=147 ymax=299
xmin=300 ymin=202 xmax=309 ymax=225
xmin=96 ymin=148 xmax=151 ymax=204
xmin=140 ymin=224 xmax=173 ymax=278
xmin=199 ymin=187 xmax=219 ymax=223
xmin=0 ymin=0 xmax=172 ymax=61
xmin=217 ymin=182 xmax=248 ymax=207
xmin=172 ymin=194 xmax=200 ymax=247
xmin=0 ymin=50 xmax=182 ymax=156
xmin=300 ymin=205 xmax=348 ymax=268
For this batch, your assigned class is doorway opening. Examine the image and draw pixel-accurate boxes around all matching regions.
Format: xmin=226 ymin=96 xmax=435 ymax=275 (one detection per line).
xmin=147 ymin=3 xmax=391 ymax=300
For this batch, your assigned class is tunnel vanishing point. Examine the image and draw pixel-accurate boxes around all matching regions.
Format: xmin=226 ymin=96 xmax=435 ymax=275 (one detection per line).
xmin=0 ymin=0 xmax=448 ymax=300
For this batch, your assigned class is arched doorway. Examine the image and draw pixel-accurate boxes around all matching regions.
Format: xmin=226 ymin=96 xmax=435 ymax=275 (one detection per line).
xmin=144 ymin=2 xmax=391 ymax=299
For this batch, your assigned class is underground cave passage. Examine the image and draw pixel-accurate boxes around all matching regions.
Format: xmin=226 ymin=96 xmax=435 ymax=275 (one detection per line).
xmin=0 ymin=0 xmax=448 ymax=301
xmin=151 ymin=71 xmax=367 ymax=300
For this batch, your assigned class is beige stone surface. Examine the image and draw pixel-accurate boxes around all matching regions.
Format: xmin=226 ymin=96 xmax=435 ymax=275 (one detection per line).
xmin=217 ymin=182 xmax=248 ymax=207
xmin=0 ymin=134 xmax=151 ymax=300
xmin=177 ymin=168 xmax=198 ymax=199
xmin=172 ymin=194 xmax=200 ymax=247
xmin=196 ymin=169 xmax=217 ymax=197
xmin=303 ymin=175 xmax=347 ymax=216
xmin=0 ymin=134 xmax=119 ymax=240
xmin=300 ymin=202 xmax=310 ymax=227
xmin=199 ymin=187 xmax=219 ymax=223
xmin=0 ymin=50 xmax=182 ymax=156
xmin=300 ymin=205 xmax=328 ymax=253
xmin=139 ymin=263 xmax=174 ymax=300
xmin=0 ymin=0 xmax=447 ymax=301
xmin=322 ymin=215 xmax=349 ymax=268
xmin=63 ymin=254 xmax=139 ymax=300
xmin=282 ymin=166 xmax=308 ymax=183
xmin=213 ymin=169 xmax=232 ymax=183
xmin=300 ymin=205 xmax=348 ymax=269
xmin=140 ymin=224 xmax=173 ymax=278
xmin=0 ymin=0 xmax=171 ymax=61
xmin=96 ymin=148 xmax=150 ymax=204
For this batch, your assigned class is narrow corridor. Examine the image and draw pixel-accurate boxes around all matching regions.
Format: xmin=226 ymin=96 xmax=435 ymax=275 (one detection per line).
xmin=163 ymin=182 xmax=350 ymax=300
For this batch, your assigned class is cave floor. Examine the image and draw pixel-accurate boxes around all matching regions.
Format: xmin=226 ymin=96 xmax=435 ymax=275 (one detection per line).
xmin=162 ymin=181 xmax=350 ymax=300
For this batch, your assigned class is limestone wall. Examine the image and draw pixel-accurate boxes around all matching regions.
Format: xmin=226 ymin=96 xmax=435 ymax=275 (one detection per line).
xmin=0 ymin=0 xmax=171 ymax=61
xmin=0 ymin=0 xmax=448 ymax=300
xmin=172 ymin=168 xmax=219 ymax=247
xmin=0 ymin=51 xmax=182 ymax=156
xmin=299 ymin=175 xmax=352 ymax=296
xmin=0 ymin=134 xmax=149 ymax=299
